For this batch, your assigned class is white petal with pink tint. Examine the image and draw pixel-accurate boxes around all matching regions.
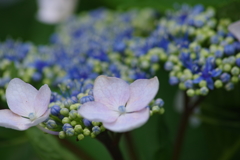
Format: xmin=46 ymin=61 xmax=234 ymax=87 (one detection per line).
xmin=79 ymin=101 xmax=119 ymax=123
xmin=126 ymin=77 xmax=159 ymax=112
xmin=37 ymin=0 xmax=77 ymax=24
xmin=6 ymin=78 xmax=38 ymax=117
xmin=103 ymin=107 xmax=150 ymax=132
xmin=228 ymin=21 xmax=240 ymax=41
xmin=34 ymin=84 xmax=51 ymax=117
xmin=93 ymin=75 xmax=130 ymax=110
xmin=0 ymin=78 xmax=51 ymax=131
xmin=31 ymin=109 xmax=50 ymax=126
xmin=78 ymin=76 xmax=159 ymax=132
xmin=0 ymin=109 xmax=31 ymax=130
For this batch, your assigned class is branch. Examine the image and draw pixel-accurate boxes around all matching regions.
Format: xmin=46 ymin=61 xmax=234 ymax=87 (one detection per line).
xmin=57 ymin=138 xmax=95 ymax=160
xmin=172 ymin=93 xmax=205 ymax=160
xmin=124 ymin=132 xmax=138 ymax=160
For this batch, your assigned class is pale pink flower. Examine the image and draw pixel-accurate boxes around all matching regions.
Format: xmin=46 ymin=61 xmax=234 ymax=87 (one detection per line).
xmin=37 ymin=0 xmax=78 ymax=24
xmin=228 ymin=21 xmax=240 ymax=41
xmin=79 ymin=75 xmax=159 ymax=132
xmin=0 ymin=78 xmax=51 ymax=130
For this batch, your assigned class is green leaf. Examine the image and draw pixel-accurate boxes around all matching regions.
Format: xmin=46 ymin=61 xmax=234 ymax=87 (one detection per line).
xmin=26 ymin=127 xmax=79 ymax=160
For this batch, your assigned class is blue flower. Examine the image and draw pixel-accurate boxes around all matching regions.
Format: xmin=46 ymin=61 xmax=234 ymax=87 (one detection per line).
xmin=193 ymin=57 xmax=222 ymax=90
xmin=169 ymin=76 xmax=179 ymax=85
xmin=179 ymin=52 xmax=201 ymax=74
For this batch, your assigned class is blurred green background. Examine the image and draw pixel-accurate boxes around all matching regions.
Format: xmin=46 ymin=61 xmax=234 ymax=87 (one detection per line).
xmin=0 ymin=0 xmax=240 ymax=160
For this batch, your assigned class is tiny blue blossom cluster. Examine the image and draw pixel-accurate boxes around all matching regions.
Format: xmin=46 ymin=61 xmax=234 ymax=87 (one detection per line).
xmin=1 ymin=4 xmax=239 ymax=137
xmin=51 ymin=5 xmax=240 ymax=97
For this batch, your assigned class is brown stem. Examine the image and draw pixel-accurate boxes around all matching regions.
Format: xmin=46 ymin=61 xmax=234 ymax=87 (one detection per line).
xmin=124 ymin=132 xmax=138 ymax=160
xmin=97 ymin=131 xmax=124 ymax=160
xmin=57 ymin=138 xmax=95 ymax=160
xmin=172 ymin=93 xmax=205 ymax=160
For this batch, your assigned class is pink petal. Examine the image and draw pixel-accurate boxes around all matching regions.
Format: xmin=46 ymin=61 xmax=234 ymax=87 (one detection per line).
xmin=0 ymin=109 xmax=32 ymax=130
xmin=34 ymin=84 xmax=51 ymax=117
xmin=93 ymin=75 xmax=130 ymax=110
xmin=228 ymin=21 xmax=240 ymax=41
xmin=103 ymin=107 xmax=150 ymax=132
xmin=78 ymin=101 xmax=119 ymax=123
xmin=6 ymin=78 xmax=38 ymax=117
xmin=126 ymin=77 xmax=159 ymax=112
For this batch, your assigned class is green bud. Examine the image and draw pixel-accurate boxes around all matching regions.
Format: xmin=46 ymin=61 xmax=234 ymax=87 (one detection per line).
xmin=170 ymin=71 xmax=176 ymax=77
xmin=214 ymin=80 xmax=223 ymax=88
xmin=70 ymin=103 xmax=81 ymax=110
xmin=74 ymin=125 xmax=83 ymax=133
xmin=199 ymin=80 xmax=207 ymax=87
xmin=159 ymin=52 xmax=167 ymax=61
xmin=62 ymin=117 xmax=70 ymax=124
xmin=152 ymin=106 xmax=160 ymax=114
xmin=179 ymin=82 xmax=186 ymax=90
xmin=83 ymin=128 xmax=90 ymax=136
xmin=150 ymin=110 xmax=153 ymax=116
xmin=100 ymin=125 xmax=105 ymax=132
xmin=193 ymin=74 xmax=199 ymax=80
xmin=60 ymin=108 xmax=69 ymax=116
xmin=223 ymin=64 xmax=231 ymax=72
xmin=59 ymin=131 xmax=66 ymax=139
xmin=141 ymin=60 xmax=150 ymax=69
xmin=69 ymin=110 xmax=78 ymax=119
xmin=215 ymin=59 xmax=222 ymax=66
xmin=151 ymin=64 xmax=160 ymax=71
xmin=159 ymin=108 xmax=165 ymax=114
xmin=173 ymin=65 xmax=181 ymax=72
xmin=176 ymin=72 xmax=183 ymax=78
xmin=169 ymin=55 xmax=178 ymax=63
xmin=70 ymin=120 xmax=77 ymax=126
xmin=190 ymin=53 xmax=196 ymax=59
xmin=231 ymin=67 xmax=240 ymax=76
xmin=91 ymin=133 xmax=96 ymax=138
xmin=225 ymin=37 xmax=234 ymax=43
xmin=200 ymin=87 xmax=209 ymax=96
xmin=195 ymin=89 xmax=201 ymax=95
xmin=92 ymin=121 xmax=101 ymax=126
xmin=77 ymin=134 xmax=84 ymax=140
xmin=236 ymin=53 xmax=240 ymax=58
xmin=77 ymin=93 xmax=86 ymax=100
xmin=231 ymin=76 xmax=239 ymax=83
xmin=66 ymin=128 xmax=75 ymax=137
xmin=187 ymin=89 xmax=195 ymax=97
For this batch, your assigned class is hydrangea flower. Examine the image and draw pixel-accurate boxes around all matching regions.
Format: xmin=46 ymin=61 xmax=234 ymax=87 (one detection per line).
xmin=0 ymin=78 xmax=51 ymax=130
xmin=37 ymin=0 xmax=77 ymax=24
xmin=228 ymin=20 xmax=240 ymax=41
xmin=79 ymin=75 xmax=159 ymax=132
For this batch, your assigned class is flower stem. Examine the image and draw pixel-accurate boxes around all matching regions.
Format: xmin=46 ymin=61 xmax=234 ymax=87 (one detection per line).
xmin=37 ymin=125 xmax=59 ymax=135
xmin=172 ymin=93 xmax=205 ymax=160
xmin=58 ymin=138 xmax=95 ymax=160
xmin=97 ymin=131 xmax=124 ymax=160
xmin=124 ymin=132 xmax=138 ymax=160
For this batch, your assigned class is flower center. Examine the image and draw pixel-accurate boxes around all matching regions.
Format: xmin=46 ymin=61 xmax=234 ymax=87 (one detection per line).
xmin=118 ymin=105 xmax=126 ymax=114
xmin=28 ymin=113 xmax=36 ymax=121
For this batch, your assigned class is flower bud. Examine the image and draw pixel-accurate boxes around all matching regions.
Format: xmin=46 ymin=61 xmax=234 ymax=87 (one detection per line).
xmin=60 ymin=108 xmax=69 ymax=116
xmin=74 ymin=125 xmax=83 ymax=133
xmin=66 ymin=128 xmax=75 ymax=137
xmin=62 ymin=117 xmax=70 ymax=124
xmin=187 ymin=89 xmax=195 ymax=97
xmin=83 ymin=128 xmax=90 ymax=136
xmin=214 ymin=80 xmax=223 ymax=88
xmin=59 ymin=131 xmax=66 ymax=139
xmin=77 ymin=134 xmax=84 ymax=140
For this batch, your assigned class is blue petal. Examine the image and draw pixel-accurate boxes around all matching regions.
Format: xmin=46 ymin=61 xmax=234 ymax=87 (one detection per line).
xmin=193 ymin=77 xmax=203 ymax=84
xmin=212 ymin=69 xmax=222 ymax=77
xmin=206 ymin=78 xmax=214 ymax=90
